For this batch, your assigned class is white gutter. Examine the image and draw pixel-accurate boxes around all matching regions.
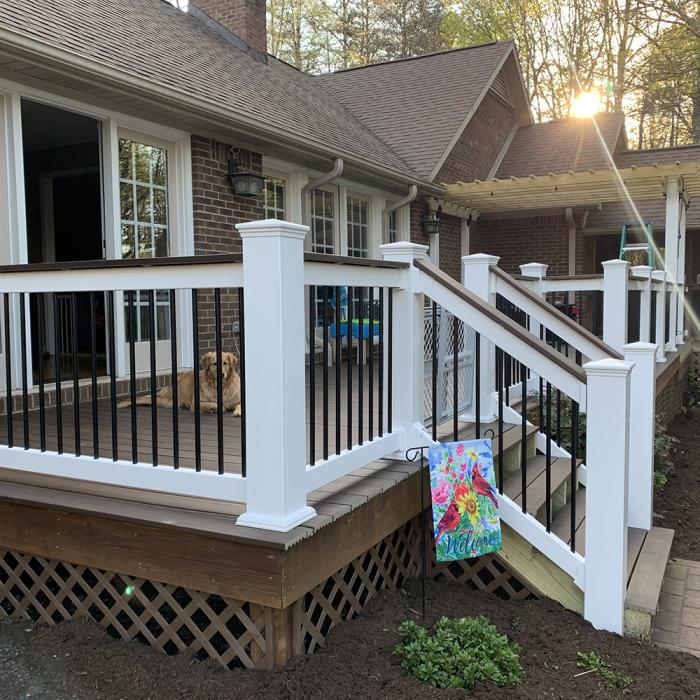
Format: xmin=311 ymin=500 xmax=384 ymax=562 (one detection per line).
xmin=301 ymin=159 xmax=344 ymax=226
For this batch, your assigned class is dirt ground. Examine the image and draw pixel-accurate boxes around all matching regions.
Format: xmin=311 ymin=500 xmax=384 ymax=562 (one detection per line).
xmin=2 ymin=578 xmax=700 ymax=699
xmin=654 ymin=405 xmax=700 ymax=559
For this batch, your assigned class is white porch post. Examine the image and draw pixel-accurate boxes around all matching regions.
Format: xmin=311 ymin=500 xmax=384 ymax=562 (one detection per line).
xmin=631 ymin=265 xmax=652 ymax=343
xmin=583 ymin=358 xmax=632 ymax=634
xmin=652 ymin=270 xmax=667 ymax=362
xmin=519 ymin=262 xmax=548 ymax=345
xmin=602 ymin=259 xmax=629 ymax=353
xmin=623 ymin=342 xmax=657 ymax=531
xmin=462 ymin=254 xmax=499 ymax=422
xmin=380 ymin=242 xmax=430 ymax=449
xmin=236 ymin=219 xmax=316 ymax=531
xmin=664 ymin=179 xmax=680 ymax=353
xmin=676 ymin=199 xmax=687 ymax=345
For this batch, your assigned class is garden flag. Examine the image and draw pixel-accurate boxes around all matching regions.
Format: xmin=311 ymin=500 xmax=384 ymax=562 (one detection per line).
xmin=428 ymin=439 xmax=502 ymax=562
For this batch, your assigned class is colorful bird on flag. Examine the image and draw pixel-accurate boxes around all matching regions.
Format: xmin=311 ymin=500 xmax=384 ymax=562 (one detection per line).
xmin=435 ymin=501 xmax=460 ymax=543
xmin=471 ymin=464 xmax=498 ymax=507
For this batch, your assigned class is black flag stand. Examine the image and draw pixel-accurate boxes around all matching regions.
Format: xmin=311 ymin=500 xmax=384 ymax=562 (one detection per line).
xmin=406 ymin=445 xmax=430 ymax=621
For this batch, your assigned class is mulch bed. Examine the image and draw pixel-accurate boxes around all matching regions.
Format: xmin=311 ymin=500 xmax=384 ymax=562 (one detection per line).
xmin=654 ymin=405 xmax=700 ymax=559
xmin=2 ymin=578 xmax=700 ymax=699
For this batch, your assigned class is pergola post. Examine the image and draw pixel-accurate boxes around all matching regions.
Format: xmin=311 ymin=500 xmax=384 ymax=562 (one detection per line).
xmin=664 ymin=179 xmax=681 ymax=354
xmin=676 ymin=198 xmax=687 ymax=345
xmin=652 ymin=270 xmax=667 ymax=362
xmin=631 ymin=265 xmax=652 ymax=343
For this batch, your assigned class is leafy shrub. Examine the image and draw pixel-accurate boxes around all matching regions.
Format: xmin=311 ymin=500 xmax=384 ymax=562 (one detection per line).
xmin=394 ymin=615 xmax=523 ymax=690
xmin=654 ymin=415 xmax=679 ymax=489
xmin=683 ymin=368 xmax=700 ymax=413
xmin=526 ymin=391 xmax=586 ymax=458
xmin=577 ymin=651 xmax=632 ymax=693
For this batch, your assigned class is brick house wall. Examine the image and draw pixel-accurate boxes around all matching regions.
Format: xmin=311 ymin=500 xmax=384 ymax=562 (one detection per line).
xmin=190 ymin=135 xmax=264 ymax=354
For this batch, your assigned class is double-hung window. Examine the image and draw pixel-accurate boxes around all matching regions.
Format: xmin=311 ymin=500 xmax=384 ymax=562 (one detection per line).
xmin=346 ymin=195 xmax=369 ymax=258
xmin=310 ymin=189 xmax=336 ymax=254
xmin=262 ymin=176 xmax=285 ymax=219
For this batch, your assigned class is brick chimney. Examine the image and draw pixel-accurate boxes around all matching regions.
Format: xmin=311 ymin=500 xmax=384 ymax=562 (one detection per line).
xmin=191 ymin=0 xmax=267 ymax=56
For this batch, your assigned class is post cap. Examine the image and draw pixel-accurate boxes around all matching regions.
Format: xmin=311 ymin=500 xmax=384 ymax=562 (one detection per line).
xmin=583 ymin=357 xmax=633 ymax=377
xmin=630 ymin=265 xmax=652 ymax=278
xmin=601 ymin=259 xmax=630 ymax=270
xmin=519 ymin=262 xmax=548 ymax=279
xmin=623 ymin=341 xmax=658 ymax=356
xmin=236 ymin=219 xmax=309 ymax=240
xmin=461 ymin=253 xmax=500 ymax=267
xmin=379 ymin=241 xmax=429 ymax=260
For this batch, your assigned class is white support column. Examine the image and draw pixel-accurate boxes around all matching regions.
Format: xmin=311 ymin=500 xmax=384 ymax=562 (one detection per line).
xmin=380 ymin=242 xmax=431 ymax=449
xmin=652 ymin=270 xmax=667 ymax=362
xmin=664 ymin=179 xmax=680 ymax=353
xmin=462 ymin=253 xmax=499 ymax=422
xmin=583 ymin=358 xmax=632 ymax=634
xmin=623 ymin=342 xmax=657 ymax=531
xmin=631 ymin=265 xmax=652 ymax=343
xmin=429 ymin=232 xmax=440 ymax=267
xmin=676 ymin=200 xmax=687 ymax=345
xmin=236 ymin=219 xmax=316 ymax=531
xmin=602 ymin=259 xmax=629 ymax=353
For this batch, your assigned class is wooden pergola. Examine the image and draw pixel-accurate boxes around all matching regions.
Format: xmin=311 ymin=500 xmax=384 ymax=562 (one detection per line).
xmin=443 ymin=162 xmax=700 ymax=213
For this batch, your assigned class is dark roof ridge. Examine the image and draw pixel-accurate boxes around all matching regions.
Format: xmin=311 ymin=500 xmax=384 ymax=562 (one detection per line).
xmin=620 ymin=143 xmax=700 ymax=156
xmin=519 ymin=111 xmax=624 ymax=128
xmin=320 ymin=40 xmax=511 ymax=76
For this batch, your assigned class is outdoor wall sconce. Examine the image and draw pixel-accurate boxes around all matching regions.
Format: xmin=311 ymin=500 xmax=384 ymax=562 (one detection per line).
xmin=228 ymin=147 xmax=266 ymax=197
xmin=422 ymin=204 xmax=441 ymax=236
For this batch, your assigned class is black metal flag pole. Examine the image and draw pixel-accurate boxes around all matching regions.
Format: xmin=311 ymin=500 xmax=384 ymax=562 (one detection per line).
xmin=406 ymin=445 xmax=430 ymax=621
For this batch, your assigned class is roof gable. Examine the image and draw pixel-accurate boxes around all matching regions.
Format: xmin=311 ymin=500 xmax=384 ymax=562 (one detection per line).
xmin=316 ymin=42 xmax=518 ymax=180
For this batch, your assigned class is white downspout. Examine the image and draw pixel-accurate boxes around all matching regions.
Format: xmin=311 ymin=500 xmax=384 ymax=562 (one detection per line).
xmin=383 ymin=184 xmax=417 ymax=242
xmin=301 ymin=158 xmax=344 ymax=227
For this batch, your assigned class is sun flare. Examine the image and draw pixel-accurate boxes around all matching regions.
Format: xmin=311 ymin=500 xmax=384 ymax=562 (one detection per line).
xmin=571 ymin=90 xmax=601 ymax=119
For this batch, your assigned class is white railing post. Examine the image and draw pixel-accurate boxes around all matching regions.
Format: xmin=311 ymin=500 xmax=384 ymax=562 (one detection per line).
xmin=380 ymin=241 xmax=431 ymax=449
xmin=664 ymin=179 xmax=680 ymax=353
xmin=519 ymin=262 xmax=548 ymax=346
xmin=631 ymin=265 xmax=652 ymax=343
xmin=623 ymin=342 xmax=656 ymax=531
xmin=602 ymin=259 xmax=629 ymax=353
xmin=236 ymin=219 xmax=316 ymax=532
xmin=583 ymin=358 xmax=632 ymax=634
xmin=462 ymin=253 xmax=499 ymax=422
xmin=652 ymin=270 xmax=667 ymax=362
xmin=677 ymin=200 xmax=687 ymax=345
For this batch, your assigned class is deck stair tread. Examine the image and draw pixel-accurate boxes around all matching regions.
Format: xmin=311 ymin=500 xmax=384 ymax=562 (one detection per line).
xmin=502 ymin=455 xmax=574 ymax=515
xmin=436 ymin=420 xmax=538 ymax=456
xmin=626 ymin=526 xmax=675 ymax=613
xmin=550 ymin=486 xmax=586 ymax=554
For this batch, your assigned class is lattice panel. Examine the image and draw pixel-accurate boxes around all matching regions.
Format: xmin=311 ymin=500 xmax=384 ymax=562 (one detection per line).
xmin=0 ymin=550 xmax=267 ymax=670
xmin=299 ymin=517 xmax=421 ymax=654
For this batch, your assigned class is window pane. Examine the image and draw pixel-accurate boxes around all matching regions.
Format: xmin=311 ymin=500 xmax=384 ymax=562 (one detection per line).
xmin=154 ymin=228 xmax=168 ymax=257
xmin=120 ymin=182 xmax=133 ymax=220
xmin=152 ymin=148 xmax=167 ymax=186
xmin=138 ymin=226 xmax=153 ymax=258
xmin=153 ymin=189 xmax=167 ymax=225
xmin=121 ymin=224 xmax=135 ymax=259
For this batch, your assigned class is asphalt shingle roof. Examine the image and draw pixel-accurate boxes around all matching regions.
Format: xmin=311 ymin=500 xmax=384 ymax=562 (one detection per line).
xmin=316 ymin=42 xmax=514 ymax=181
xmin=0 ymin=0 xmax=415 ymax=179
xmin=496 ymin=112 xmax=625 ymax=178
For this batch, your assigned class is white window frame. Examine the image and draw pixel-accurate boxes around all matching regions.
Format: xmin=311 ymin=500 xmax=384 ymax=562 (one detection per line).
xmin=308 ymin=185 xmax=339 ymax=255
xmin=345 ymin=192 xmax=371 ymax=258
xmin=261 ymin=168 xmax=287 ymax=220
xmin=0 ymin=79 xmax=195 ymax=387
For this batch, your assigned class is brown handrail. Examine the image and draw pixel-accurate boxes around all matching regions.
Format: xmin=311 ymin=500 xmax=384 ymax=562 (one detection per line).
xmin=304 ymin=252 xmax=408 ymax=269
xmin=0 ymin=254 xmax=243 ymax=274
xmin=492 ymin=266 xmax=623 ymax=360
xmin=415 ymin=259 xmax=587 ymax=385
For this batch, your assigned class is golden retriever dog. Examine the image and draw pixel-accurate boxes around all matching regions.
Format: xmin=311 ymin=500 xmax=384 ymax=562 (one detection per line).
xmin=118 ymin=351 xmax=242 ymax=416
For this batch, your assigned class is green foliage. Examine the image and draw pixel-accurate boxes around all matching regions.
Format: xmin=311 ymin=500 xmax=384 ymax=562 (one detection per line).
xmin=526 ymin=391 xmax=587 ymax=458
xmin=394 ymin=615 xmax=523 ymax=690
xmin=683 ymin=368 xmax=700 ymax=412
xmin=577 ymin=651 xmax=632 ymax=694
xmin=653 ymin=415 xmax=679 ymax=490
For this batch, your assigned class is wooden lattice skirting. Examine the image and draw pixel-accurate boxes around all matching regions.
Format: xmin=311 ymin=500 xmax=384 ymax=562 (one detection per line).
xmin=0 ymin=513 xmax=536 ymax=669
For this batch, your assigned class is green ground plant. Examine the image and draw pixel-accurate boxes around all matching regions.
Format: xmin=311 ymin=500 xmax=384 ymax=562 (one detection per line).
xmin=394 ymin=616 xmax=523 ymax=690
xmin=576 ymin=651 xmax=632 ymax=693
xmin=654 ymin=416 xmax=679 ymax=489
xmin=682 ymin=368 xmax=700 ymax=414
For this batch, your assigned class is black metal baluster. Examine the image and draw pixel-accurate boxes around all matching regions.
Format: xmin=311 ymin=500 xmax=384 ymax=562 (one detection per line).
xmin=538 ymin=325 xmax=544 ymax=429
xmin=378 ymin=288 xmax=384 ymax=437
xmin=521 ymin=369 xmax=528 ymax=513
xmin=237 ymin=288 xmax=246 ymax=477
xmin=431 ymin=301 xmax=438 ymax=442
xmin=191 ymin=289 xmax=201 ymax=472
xmin=71 ymin=292 xmax=80 ymax=456
xmin=89 ymin=291 xmax=99 ymax=459
xmin=505 ymin=352 xmax=511 ymax=405
xmin=322 ymin=287 xmax=329 ymax=460
xmin=570 ymin=399 xmax=580 ymax=552
xmin=474 ymin=331 xmax=480 ymax=439
xmin=497 ymin=347 xmax=504 ymax=492
xmin=358 ymin=287 xmax=364 ymax=446
xmin=368 ymin=287 xmax=374 ymax=441
xmin=37 ymin=294 xmax=46 ymax=452
xmin=556 ymin=340 xmax=562 ymax=444
xmin=3 ymin=294 xmax=12 ymax=448
xmin=148 ymin=290 xmax=158 ymax=467
xmin=127 ymin=290 xmax=137 ymax=464
xmin=387 ymin=289 xmax=392 ymax=434
xmin=309 ymin=285 xmax=316 ymax=465
xmin=545 ymin=381 xmax=552 ymax=531
xmin=52 ymin=294 xmax=62 ymax=454
xmin=170 ymin=290 xmax=179 ymax=469
xmin=107 ymin=291 xmax=118 ymax=461
xmin=214 ymin=289 xmax=224 ymax=475
xmin=335 ymin=286 xmax=341 ymax=454
xmin=346 ymin=286 xmax=353 ymax=450
xmin=19 ymin=293 xmax=28 ymax=449
xmin=453 ymin=314 xmax=459 ymax=442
